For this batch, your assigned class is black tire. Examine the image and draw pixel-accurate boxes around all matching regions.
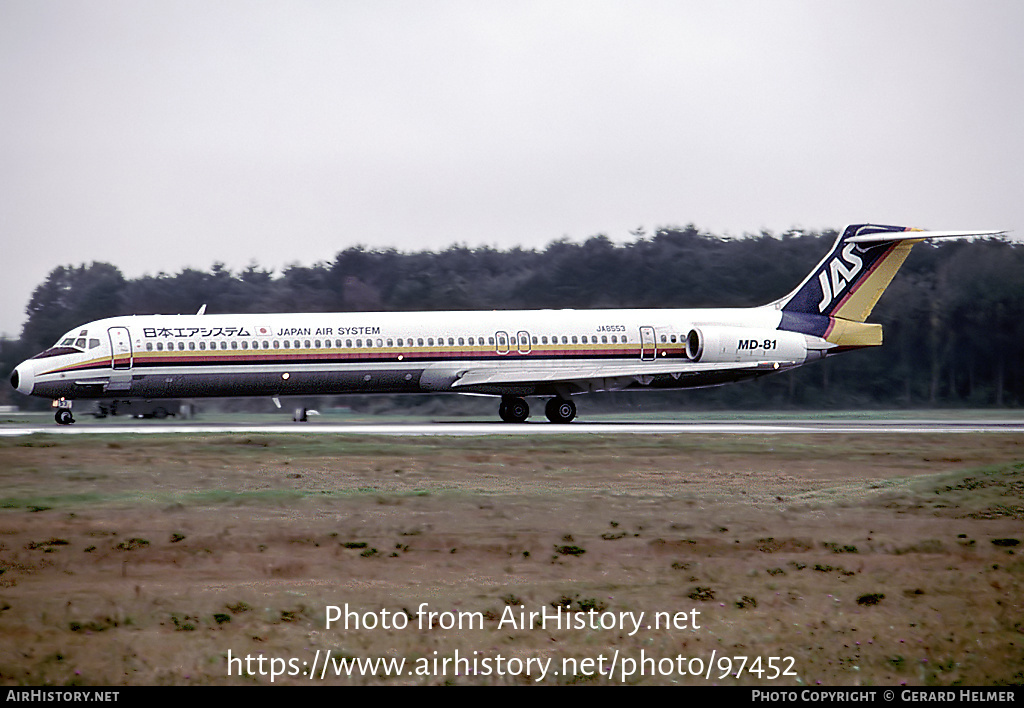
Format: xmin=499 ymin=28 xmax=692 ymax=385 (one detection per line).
xmin=545 ymin=397 xmax=576 ymax=423
xmin=55 ymin=409 xmax=74 ymax=425
xmin=499 ymin=397 xmax=529 ymax=423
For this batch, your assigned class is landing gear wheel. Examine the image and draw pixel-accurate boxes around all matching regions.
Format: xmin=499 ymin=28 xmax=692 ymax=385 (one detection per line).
xmin=293 ymin=407 xmax=308 ymax=422
xmin=545 ymin=397 xmax=576 ymax=423
xmin=55 ymin=409 xmax=74 ymax=425
xmin=498 ymin=397 xmax=529 ymax=423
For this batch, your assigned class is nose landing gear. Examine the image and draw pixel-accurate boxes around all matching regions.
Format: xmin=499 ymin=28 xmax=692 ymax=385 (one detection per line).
xmin=52 ymin=399 xmax=75 ymax=425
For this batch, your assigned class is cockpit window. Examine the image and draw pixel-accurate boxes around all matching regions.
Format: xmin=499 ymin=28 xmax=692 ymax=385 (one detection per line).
xmin=31 ymin=347 xmax=81 ymax=360
xmin=36 ymin=330 xmax=94 ymax=359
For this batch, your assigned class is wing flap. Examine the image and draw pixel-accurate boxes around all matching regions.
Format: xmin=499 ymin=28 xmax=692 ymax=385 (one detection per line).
xmin=452 ymin=359 xmax=790 ymax=388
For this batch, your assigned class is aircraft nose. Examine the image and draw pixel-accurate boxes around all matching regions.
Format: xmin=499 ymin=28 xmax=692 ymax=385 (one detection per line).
xmin=10 ymin=363 xmax=33 ymax=395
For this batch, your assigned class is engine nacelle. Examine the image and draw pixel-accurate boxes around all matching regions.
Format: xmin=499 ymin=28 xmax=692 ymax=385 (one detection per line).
xmin=685 ymin=326 xmax=808 ymax=364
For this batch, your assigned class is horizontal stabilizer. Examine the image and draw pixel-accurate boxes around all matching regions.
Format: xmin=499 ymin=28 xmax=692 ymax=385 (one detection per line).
xmin=845 ymin=229 xmax=1006 ymax=244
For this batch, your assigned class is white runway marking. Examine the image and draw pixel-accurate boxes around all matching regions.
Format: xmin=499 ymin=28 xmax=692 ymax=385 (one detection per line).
xmin=2 ymin=419 xmax=1023 ymax=436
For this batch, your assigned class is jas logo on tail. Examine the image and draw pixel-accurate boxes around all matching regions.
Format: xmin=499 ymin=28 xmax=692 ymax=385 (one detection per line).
xmin=817 ymin=243 xmax=864 ymax=312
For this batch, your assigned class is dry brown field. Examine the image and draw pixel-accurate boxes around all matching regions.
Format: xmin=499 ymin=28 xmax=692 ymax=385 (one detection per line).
xmin=0 ymin=431 xmax=1021 ymax=685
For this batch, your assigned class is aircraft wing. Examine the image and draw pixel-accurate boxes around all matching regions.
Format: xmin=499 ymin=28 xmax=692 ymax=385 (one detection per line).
xmin=450 ymin=359 xmax=794 ymax=389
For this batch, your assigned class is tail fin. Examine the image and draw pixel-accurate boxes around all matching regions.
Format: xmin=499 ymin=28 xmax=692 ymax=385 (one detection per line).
xmin=775 ymin=224 xmax=1005 ymax=348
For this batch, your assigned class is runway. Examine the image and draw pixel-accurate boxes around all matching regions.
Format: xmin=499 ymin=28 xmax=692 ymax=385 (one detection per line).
xmin=2 ymin=418 xmax=1023 ymax=436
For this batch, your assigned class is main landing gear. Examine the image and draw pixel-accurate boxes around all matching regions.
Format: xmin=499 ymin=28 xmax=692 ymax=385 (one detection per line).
xmin=498 ymin=396 xmax=530 ymax=423
xmin=498 ymin=396 xmax=577 ymax=423
xmin=55 ymin=408 xmax=74 ymax=425
xmin=544 ymin=397 xmax=577 ymax=424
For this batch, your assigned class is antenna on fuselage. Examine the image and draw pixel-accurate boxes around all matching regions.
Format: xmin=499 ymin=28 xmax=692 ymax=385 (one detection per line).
xmin=196 ymin=304 xmax=207 ymax=315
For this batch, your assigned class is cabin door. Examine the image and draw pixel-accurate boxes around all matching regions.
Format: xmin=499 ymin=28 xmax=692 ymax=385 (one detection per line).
xmin=108 ymin=327 xmax=133 ymax=370
xmin=639 ymin=326 xmax=656 ymax=361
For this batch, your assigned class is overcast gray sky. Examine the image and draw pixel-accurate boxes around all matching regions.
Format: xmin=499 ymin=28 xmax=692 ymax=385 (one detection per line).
xmin=2 ymin=0 xmax=1022 ymax=337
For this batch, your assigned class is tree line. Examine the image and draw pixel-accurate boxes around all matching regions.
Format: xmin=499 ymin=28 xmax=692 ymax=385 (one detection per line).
xmin=3 ymin=226 xmax=1022 ymax=409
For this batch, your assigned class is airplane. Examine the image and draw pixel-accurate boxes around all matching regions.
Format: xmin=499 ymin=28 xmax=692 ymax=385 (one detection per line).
xmin=9 ymin=224 xmax=1005 ymax=425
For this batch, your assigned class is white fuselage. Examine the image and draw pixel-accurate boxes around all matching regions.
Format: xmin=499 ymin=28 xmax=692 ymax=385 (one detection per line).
xmin=11 ymin=305 xmax=814 ymax=403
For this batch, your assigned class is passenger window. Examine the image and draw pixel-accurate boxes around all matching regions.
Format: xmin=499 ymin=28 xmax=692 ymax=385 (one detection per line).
xmin=377 ymin=338 xmax=383 ymax=347
xmin=304 ymin=340 xmax=310 ymax=349
xmin=241 ymin=341 xmax=248 ymax=349
xmin=293 ymin=340 xmax=299 ymax=348
xmin=178 ymin=342 xmax=185 ymax=351
xmin=468 ymin=337 xmax=475 ymax=345
xmin=283 ymin=341 xmax=290 ymax=349
xmin=156 ymin=342 xmax=164 ymax=351
xmin=146 ymin=343 xmax=154 ymax=351
xmin=189 ymin=342 xmax=196 ymax=350
xmin=571 ymin=336 xmax=578 ymax=344
xmin=231 ymin=341 xmax=238 ymax=349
